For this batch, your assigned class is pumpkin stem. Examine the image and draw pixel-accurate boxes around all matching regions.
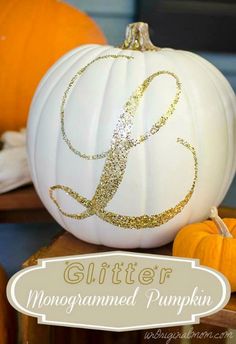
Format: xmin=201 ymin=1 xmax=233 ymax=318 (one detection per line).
xmin=210 ymin=206 xmax=232 ymax=238
xmin=119 ymin=22 xmax=160 ymax=52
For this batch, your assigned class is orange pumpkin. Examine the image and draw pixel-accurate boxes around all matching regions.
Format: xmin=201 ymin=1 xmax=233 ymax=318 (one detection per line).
xmin=0 ymin=264 xmax=16 ymax=344
xmin=173 ymin=207 xmax=236 ymax=291
xmin=0 ymin=0 xmax=106 ymax=134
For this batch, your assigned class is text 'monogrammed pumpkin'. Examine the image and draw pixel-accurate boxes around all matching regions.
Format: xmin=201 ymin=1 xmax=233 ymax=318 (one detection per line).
xmin=27 ymin=22 xmax=236 ymax=248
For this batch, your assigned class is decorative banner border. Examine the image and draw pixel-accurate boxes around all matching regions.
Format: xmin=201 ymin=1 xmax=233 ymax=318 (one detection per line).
xmin=7 ymin=252 xmax=230 ymax=332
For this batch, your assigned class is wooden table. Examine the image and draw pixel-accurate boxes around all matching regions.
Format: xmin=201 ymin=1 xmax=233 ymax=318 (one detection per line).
xmin=23 ymin=231 xmax=236 ymax=327
xmin=0 ymin=185 xmax=53 ymax=223
xmin=19 ymin=229 xmax=236 ymax=343
xmin=1 ymin=186 xmax=235 ymax=342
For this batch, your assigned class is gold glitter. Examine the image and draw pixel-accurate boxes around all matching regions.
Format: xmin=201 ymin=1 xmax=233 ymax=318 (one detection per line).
xmin=61 ymin=54 xmax=133 ymax=160
xmin=49 ymin=54 xmax=198 ymax=230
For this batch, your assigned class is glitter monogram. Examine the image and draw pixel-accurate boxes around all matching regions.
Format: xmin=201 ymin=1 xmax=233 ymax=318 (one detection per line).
xmin=49 ymin=55 xmax=198 ymax=229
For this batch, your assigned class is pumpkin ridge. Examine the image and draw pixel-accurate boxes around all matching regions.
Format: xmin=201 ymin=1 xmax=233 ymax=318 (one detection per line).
xmin=231 ymin=225 xmax=236 ymax=237
xmin=140 ymin=50 xmax=148 ymax=235
xmin=217 ymin=236 xmax=226 ymax=273
xmin=91 ymin=46 xmax=127 ymax=244
xmin=32 ymin=46 xmax=98 ymax=193
xmin=190 ymin=51 xmax=236 ymax=187
xmin=29 ymin=46 xmax=92 ymax=189
xmin=173 ymin=210 xmax=236 ymax=291
xmin=223 ymin=218 xmax=236 ymax=236
xmin=174 ymin=50 xmax=200 ymax=223
xmin=174 ymin=226 xmax=210 ymax=258
xmin=59 ymin=46 xmax=121 ymax=160
xmin=192 ymin=233 xmax=212 ymax=258
xmin=134 ymin=49 xmax=147 ymax=246
xmin=16 ymin=1 xmax=42 ymax=124
xmin=54 ymin=46 xmax=115 ymax=238
xmin=204 ymin=220 xmax=221 ymax=234
xmin=185 ymin=221 xmax=215 ymax=235
xmin=215 ymin=233 xmax=225 ymax=271
xmin=184 ymin=51 xmax=232 ymax=203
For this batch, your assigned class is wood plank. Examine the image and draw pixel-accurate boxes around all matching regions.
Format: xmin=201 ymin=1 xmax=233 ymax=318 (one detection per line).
xmin=0 ymin=209 xmax=54 ymax=223
xmin=22 ymin=231 xmax=173 ymax=267
xmin=0 ymin=185 xmax=54 ymax=223
xmin=20 ymin=314 xmax=51 ymax=344
xmin=208 ymin=293 xmax=236 ymax=322
xmin=0 ymin=185 xmax=42 ymax=211
xmin=201 ymin=308 xmax=236 ymax=329
xmin=218 ymin=207 xmax=236 ymax=218
xmin=22 ymin=314 xmax=181 ymax=344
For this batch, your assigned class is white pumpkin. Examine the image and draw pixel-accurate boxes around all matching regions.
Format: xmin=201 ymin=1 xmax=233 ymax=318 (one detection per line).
xmin=27 ymin=22 xmax=236 ymax=248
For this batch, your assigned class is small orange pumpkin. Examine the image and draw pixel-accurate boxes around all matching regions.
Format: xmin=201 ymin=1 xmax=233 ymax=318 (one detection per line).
xmin=0 ymin=0 xmax=106 ymax=134
xmin=0 ymin=264 xmax=16 ymax=344
xmin=173 ymin=207 xmax=236 ymax=292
